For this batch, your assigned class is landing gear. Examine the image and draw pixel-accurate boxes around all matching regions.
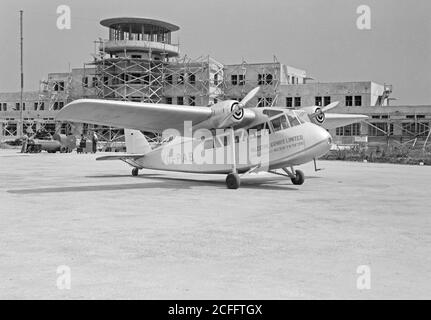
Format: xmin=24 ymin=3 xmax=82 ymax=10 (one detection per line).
xmin=226 ymin=173 xmax=241 ymax=189
xmin=291 ymin=170 xmax=305 ymax=185
xmin=131 ymin=167 xmax=139 ymax=176
xmin=225 ymin=127 xmax=241 ymax=189
xmin=269 ymin=167 xmax=306 ymax=185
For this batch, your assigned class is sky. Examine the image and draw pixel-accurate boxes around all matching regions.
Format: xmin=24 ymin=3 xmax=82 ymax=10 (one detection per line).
xmin=0 ymin=0 xmax=430 ymax=105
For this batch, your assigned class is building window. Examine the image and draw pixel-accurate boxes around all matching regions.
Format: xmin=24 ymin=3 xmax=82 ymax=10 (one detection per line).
xmin=231 ymin=74 xmax=238 ymax=85
xmin=369 ymin=123 xmax=393 ymax=136
xmin=214 ymin=74 xmax=218 ymax=86
xmin=59 ymin=102 xmax=64 ymax=109
xmin=54 ymin=81 xmax=65 ymax=91
xmin=257 ymin=97 xmax=273 ymax=108
xmin=315 ymin=96 xmax=331 ymax=107
xmin=166 ymin=97 xmax=172 ymax=104
xmin=82 ymin=77 xmax=88 ymax=88
xmin=294 ymin=97 xmax=301 ymax=107
xmin=189 ymin=96 xmax=196 ymax=106
xmin=286 ymin=97 xmax=293 ymax=108
xmin=178 ymin=74 xmax=184 ymax=85
xmin=177 ymin=97 xmax=184 ymax=105
xmin=92 ymin=77 xmax=98 ymax=87
xmin=131 ymin=55 xmax=142 ymax=59
xmin=130 ymin=73 xmax=141 ymax=84
xmin=336 ymin=123 xmax=361 ymax=136
xmin=189 ymin=74 xmax=196 ymax=85
xmin=238 ymin=74 xmax=245 ymax=86
xmin=39 ymin=102 xmax=44 ymax=111
xmin=346 ymin=96 xmax=353 ymax=106
xmin=165 ymin=74 xmax=173 ymax=85
xmin=4 ymin=123 xmax=17 ymax=136
xmin=258 ymin=74 xmax=273 ymax=85
xmin=402 ymin=122 xmax=429 ymax=136
xmin=354 ymin=95 xmax=362 ymax=106
xmin=2 ymin=103 xmax=7 ymax=111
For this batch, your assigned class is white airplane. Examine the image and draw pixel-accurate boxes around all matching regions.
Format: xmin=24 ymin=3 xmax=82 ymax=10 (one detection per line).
xmin=57 ymin=87 xmax=367 ymax=189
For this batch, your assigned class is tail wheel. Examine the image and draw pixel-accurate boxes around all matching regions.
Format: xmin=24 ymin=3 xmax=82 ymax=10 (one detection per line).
xmin=226 ymin=173 xmax=241 ymax=189
xmin=132 ymin=168 xmax=139 ymax=177
xmin=291 ymin=170 xmax=305 ymax=185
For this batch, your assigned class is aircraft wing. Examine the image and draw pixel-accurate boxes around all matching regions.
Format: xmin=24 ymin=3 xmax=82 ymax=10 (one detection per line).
xmin=322 ymin=113 xmax=368 ymax=129
xmin=96 ymin=154 xmax=147 ymax=161
xmin=56 ymin=99 xmax=213 ymax=133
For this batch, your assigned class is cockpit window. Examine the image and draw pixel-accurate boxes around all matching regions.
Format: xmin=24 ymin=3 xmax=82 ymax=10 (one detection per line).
xmin=271 ymin=115 xmax=288 ymax=132
xmin=287 ymin=114 xmax=301 ymax=127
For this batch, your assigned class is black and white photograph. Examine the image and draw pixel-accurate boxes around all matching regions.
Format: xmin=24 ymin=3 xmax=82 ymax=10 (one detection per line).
xmin=0 ymin=0 xmax=430 ymax=306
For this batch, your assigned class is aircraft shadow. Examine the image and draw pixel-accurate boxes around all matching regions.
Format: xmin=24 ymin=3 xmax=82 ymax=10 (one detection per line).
xmin=8 ymin=173 xmax=299 ymax=194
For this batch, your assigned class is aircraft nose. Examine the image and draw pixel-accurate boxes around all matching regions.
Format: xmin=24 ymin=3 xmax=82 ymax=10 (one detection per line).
xmin=312 ymin=124 xmax=333 ymax=153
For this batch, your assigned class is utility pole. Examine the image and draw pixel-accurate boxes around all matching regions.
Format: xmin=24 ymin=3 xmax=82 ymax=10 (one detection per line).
xmin=19 ymin=10 xmax=24 ymax=138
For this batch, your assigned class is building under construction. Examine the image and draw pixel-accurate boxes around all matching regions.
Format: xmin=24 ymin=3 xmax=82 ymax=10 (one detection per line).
xmin=0 ymin=17 xmax=430 ymax=150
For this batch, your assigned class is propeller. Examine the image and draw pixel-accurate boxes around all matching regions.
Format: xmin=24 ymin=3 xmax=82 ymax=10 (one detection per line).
xmin=321 ymin=101 xmax=339 ymax=112
xmin=310 ymin=101 xmax=339 ymax=124
xmin=218 ymin=87 xmax=261 ymax=128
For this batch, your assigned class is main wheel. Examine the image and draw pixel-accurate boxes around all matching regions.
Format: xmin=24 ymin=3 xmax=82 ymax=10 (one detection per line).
xmin=226 ymin=173 xmax=241 ymax=189
xmin=291 ymin=170 xmax=305 ymax=185
xmin=132 ymin=168 xmax=139 ymax=177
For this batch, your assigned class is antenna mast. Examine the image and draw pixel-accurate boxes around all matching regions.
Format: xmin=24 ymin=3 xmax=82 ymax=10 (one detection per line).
xmin=19 ymin=10 xmax=24 ymax=138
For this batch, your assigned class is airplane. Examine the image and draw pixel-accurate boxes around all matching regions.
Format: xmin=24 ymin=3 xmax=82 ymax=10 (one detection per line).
xmin=56 ymin=87 xmax=367 ymax=189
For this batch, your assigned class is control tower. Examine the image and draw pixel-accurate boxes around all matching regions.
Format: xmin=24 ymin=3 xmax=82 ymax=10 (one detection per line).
xmin=91 ymin=17 xmax=181 ymax=103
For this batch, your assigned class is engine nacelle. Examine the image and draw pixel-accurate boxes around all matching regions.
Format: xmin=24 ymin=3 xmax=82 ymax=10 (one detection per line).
xmin=206 ymin=100 xmax=256 ymax=129
xmin=301 ymin=106 xmax=326 ymax=125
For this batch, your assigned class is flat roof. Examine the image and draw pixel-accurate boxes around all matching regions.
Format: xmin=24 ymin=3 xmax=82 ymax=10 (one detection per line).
xmin=100 ymin=17 xmax=180 ymax=33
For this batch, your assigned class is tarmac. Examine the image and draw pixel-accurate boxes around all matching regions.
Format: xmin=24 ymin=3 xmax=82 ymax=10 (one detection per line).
xmin=0 ymin=148 xmax=430 ymax=299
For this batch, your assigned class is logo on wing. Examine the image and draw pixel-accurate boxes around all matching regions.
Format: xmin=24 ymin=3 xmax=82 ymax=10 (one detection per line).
xmin=231 ymin=103 xmax=244 ymax=122
xmin=315 ymin=107 xmax=325 ymax=124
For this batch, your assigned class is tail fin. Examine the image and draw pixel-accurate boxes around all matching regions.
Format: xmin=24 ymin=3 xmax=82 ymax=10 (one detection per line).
xmin=124 ymin=129 xmax=152 ymax=154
